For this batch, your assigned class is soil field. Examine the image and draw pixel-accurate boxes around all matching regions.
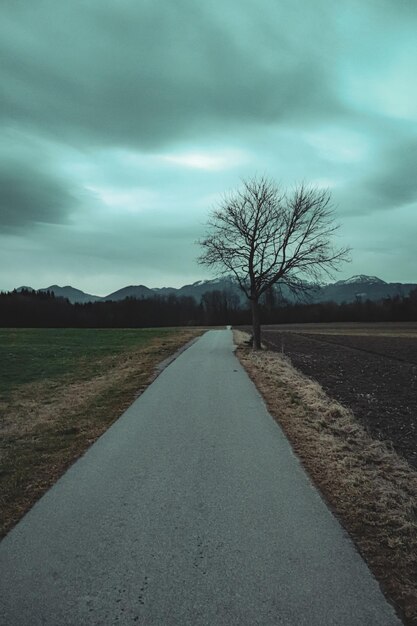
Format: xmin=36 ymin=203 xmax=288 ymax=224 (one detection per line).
xmin=234 ymin=330 xmax=417 ymax=625
xmin=247 ymin=323 xmax=417 ymax=469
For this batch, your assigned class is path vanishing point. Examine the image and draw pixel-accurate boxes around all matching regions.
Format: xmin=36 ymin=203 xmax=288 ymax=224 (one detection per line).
xmin=0 ymin=330 xmax=402 ymax=625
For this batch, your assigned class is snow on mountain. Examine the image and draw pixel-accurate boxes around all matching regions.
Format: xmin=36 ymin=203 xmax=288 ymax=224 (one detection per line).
xmin=10 ymin=274 xmax=416 ymax=305
xmin=334 ymin=275 xmax=387 ymax=286
xmin=190 ymin=278 xmax=225 ymax=287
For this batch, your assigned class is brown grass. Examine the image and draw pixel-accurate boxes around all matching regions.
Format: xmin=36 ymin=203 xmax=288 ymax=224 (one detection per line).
xmin=0 ymin=329 xmax=201 ymax=539
xmin=234 ymin=330 xmax=417 ymax=625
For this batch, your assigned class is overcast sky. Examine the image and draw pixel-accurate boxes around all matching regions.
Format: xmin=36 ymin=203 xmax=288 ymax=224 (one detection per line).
xmin=1 ymin=0 xmax=416 ymax=295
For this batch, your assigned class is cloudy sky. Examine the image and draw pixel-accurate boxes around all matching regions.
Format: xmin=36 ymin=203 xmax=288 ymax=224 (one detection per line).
xmin=1 ymin=0 xmax=416 ymax=295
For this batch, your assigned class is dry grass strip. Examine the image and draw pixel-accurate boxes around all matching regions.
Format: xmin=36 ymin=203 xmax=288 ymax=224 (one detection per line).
xmin=234 ymin=330 xmax=417 ymax=626
xmin=0 ymin=330 xmax=201 ymax=539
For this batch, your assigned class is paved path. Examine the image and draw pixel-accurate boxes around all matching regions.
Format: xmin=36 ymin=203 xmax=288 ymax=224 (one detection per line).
xmin=0 ymin=330 xmax=401 ymax=625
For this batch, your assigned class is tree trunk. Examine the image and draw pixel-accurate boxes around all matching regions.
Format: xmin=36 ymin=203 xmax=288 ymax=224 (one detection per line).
xmin=251 ymin=298 xmax=262 ymax=350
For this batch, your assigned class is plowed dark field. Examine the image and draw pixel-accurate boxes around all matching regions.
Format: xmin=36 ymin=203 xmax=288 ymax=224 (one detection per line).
xmin=248 ymin=324 xmax=417 ymax=469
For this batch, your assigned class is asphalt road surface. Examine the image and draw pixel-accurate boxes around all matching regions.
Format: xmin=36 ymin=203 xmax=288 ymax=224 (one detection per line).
xmin=0 ymin=330 xmax=402 ymax=625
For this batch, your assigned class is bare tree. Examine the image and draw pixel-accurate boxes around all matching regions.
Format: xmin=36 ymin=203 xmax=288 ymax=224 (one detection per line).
xmin=198 ymin=176 xmax=350 ymax=349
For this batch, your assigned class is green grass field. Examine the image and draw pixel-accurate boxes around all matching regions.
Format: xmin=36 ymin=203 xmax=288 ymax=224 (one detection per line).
xmin=0 ymin=328 xmax=178 ymax=400
xmin=0 ymin=327 xmax=202 ymax=538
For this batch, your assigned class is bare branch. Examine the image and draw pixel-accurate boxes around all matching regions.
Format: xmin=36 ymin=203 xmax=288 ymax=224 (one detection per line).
xmin=197 ymin=176 xmax=351 ymax=347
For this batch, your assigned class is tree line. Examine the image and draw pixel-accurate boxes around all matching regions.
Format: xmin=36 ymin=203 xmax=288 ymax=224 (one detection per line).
xmin=0 ymin=287 xmax=416 ymax=328
xmin=261 ymin=289 xmax=417 ymax=324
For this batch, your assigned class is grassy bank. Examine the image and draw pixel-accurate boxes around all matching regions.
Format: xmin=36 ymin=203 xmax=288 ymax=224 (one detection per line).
xmin=234 ymin=330 xmax=417 ymax=626
xmin=0 ymin=328 xmax=202 ymax=538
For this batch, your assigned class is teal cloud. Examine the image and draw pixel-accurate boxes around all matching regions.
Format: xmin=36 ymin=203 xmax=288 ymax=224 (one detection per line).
xmin=0 ymin=0 xmax=344 ymax=149
xmin=1 ymin=0 xmax=417 ymax=290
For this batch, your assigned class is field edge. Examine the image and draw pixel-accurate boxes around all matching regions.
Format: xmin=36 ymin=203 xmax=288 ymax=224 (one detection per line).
xmin=233 ymin=330 xmax=417 ymax=626
xmin=0 ymin=328 xmax=203 ymax=540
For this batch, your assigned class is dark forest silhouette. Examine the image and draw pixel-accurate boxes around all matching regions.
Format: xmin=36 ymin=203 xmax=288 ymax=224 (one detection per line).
xmin=0 ymin=287 xmax=416 ymax=327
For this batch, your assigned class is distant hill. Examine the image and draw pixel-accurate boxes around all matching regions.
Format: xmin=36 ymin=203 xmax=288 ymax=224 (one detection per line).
xmin=12 ymin=275 xmax=417 ymax=305
xmin=315 ymin=276 xmax=417 ymax=304
xmin=176 ymin=278 xmax=246 ymax=302
xmin=17 ymin=284 xmax=102 ymax=304
xmin=104 ymin=285 xmax=155 ymax=301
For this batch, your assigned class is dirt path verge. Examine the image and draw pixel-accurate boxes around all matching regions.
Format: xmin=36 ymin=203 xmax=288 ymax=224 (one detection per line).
xmin=234 ymin=331 xmax=417 ymax=626
xmin=261 ymin=329 xmax=417 ymax=468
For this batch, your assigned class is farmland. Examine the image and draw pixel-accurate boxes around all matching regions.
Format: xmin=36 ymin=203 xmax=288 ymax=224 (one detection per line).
xmin=0 ymin=327 xmax=202 ymax=538
xmin=235 ymin=323 xmax=417 ymax=624
xmin=259 ymin=322 xmax=417 ymax=469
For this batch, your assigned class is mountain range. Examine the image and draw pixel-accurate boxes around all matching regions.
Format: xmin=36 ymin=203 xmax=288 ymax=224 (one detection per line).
xmin=314 ymin=275 xmax=416 ymax=304
xmin=14 ymin=275 xmax=417 ymax=305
